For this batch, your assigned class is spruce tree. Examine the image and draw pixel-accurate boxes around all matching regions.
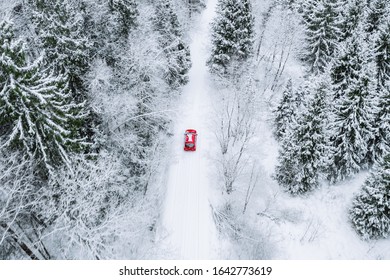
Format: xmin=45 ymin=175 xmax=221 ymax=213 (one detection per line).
xmin=366 ymin=7 xmax=389 ymax=163
xmin=300 ymin=0 xmax=317 ymax=21
xmin=274 ymin=79 xmax=297 ymax=141
xmin=274 ymin=80 xmax=304 ymax=193
xmin=374 ymin=22 xmax=390 ymax=88
xmin=108 ymin=0 xmax=139 ymax=38
xmin=326 ymin=27 xmax=377 ymax=182
xmin=274 ymin=120 xmax=301 ymax=193
xmin=294 ymin=81 xmax=329 ymax=193
xmin=350 ymin=155 xmax=390 ymax=240
xmin=208 ymin=0 xmax=254 ymax=74
xmin=339 ymin=0 xmax=368 ymax=42
xmin=366 ymin=0 xmax=389 ymax=34
xmin=275 ymin=80 xmax=329 ymax=194
xmin=302 ymin=0 xmax=342 ymax=74
xmin=28 ymin=0 xmax=91 ymax=99
xmin=75 ymin=0 xmax=137 ymax=68
xmin=370 ymin=83 xmax=390 ymax=162
xmin=0 ymin=20 xmax=85 ymax=173
xmin=154 ymin=0 xmax=191 ymax=88
xmin=27 ymin=0 xmax=104 ymax=146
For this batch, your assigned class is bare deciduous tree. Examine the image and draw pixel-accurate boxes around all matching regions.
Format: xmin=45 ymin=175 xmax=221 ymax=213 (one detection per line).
xmin=213 ymin=64 xmax=257 ymax=194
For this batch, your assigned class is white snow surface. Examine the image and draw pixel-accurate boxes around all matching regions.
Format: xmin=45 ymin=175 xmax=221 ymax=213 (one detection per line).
xmin=156 ymin=0 xmax=220 ymax=259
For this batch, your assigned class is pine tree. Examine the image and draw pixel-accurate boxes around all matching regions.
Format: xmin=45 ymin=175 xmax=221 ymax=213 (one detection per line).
xmin=326 ymin=27 xmax=377 ymax=182
xmin=350 ymin=155 xmax=390 ymax=240
xmin=28 ymin=0 xmax=91 ymax=99
xmin=208 ymin=0 xmax=254 ymax=74
xmin=75 ymin=0 xmax=137 ymax=68
xmin=274 ymin=80 xmax=297 ymax=140
xmin=370 ymin=83 xmax=390 ymax=162
xmin=274 ymin=120 xmax=301 ymax=193
xmin=339 ymin=0 xmax=368 ymax=42
xmin=366 ymin=0 xmax=389 ymax=34
xmin=300 ymin=0 xmax=317 ymax=21
xmin=275 ymin=79 xmax=329 ymax=194
xmin=302 ymin=0 xmax=342 ymax=74
xmin=0 ymin=20 xmax=85 ymax=173
xmin=294 ymin=81 xmax=329 ymax=193
xmin=274 ymin=80 xmax=303 ymax=192
xmin=154 ymin=0 xmax=191 ymax=88
xmin=366 ymin=6 xmax=390 ymax=163
xmin=374 ymin=22 xmax=390 ymax=88
xmin=27 ymin=0 xmax=105 ymax=147
xmin=108 ymin=0 xmax=139 ymax=38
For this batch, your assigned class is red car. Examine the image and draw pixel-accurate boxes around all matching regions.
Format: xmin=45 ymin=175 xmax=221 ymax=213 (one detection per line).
xmin=184 ymin=129 xmax=197 ymax=151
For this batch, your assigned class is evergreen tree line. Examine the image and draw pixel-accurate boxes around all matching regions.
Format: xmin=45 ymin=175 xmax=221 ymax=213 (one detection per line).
xmin=274 ymin=0 xmax=390 ymax=239
xmin=0 ymin=0 xmax=191 ymax=259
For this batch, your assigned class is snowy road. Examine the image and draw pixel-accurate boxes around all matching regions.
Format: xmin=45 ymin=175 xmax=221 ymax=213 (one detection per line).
xmin=157 ymin=0 xmax=219 ymax=259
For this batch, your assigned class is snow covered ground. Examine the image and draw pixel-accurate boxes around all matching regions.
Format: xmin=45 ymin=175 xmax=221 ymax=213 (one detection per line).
xmin=155 ymin=0 xmax=221 ymax=259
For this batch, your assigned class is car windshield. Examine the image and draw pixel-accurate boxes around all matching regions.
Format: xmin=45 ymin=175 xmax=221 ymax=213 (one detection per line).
xmin=186 ymin=133 xmax=193 ymax=141
xmin=185 ymin=143 xmax=195 ymax=148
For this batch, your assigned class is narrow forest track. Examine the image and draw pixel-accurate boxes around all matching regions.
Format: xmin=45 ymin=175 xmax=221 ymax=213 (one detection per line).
xmin=157 ymin=0 xmax=219 ymax=259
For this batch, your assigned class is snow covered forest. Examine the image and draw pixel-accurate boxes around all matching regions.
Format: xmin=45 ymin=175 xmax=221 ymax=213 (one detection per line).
xmin=1 ymin=0 xmax=389 ymax=260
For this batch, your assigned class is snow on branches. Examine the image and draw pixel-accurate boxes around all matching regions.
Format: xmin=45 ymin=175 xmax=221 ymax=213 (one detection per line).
xmin=0 ymin=20 xmax=86 ymax=173
xmin=208 ymin=0 xmax=255 ymax=74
